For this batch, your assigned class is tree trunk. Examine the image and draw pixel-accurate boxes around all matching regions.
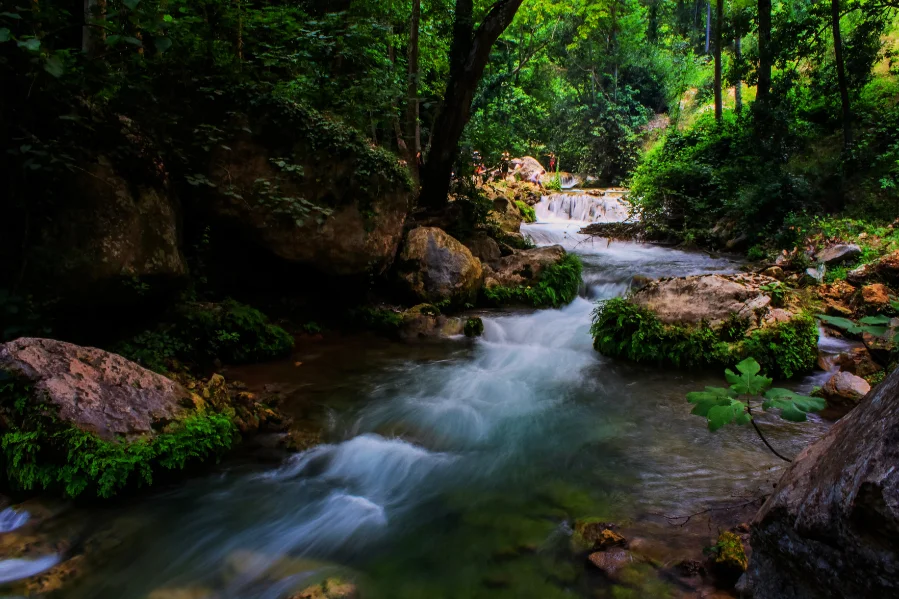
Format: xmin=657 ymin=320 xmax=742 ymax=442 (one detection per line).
xmin=735 ymin=34 xmax=743 ymax=113
xmin=705 ymin=1 xmax=711 ymax=54
xmin=756 ymin=0 xmax=772 ymax=105
xmin=407 ymin=0 xmax=422 ymax=173
xmin=714 ymin=0 xmax=724 ymax=121
xmin=418 ymin=0 xmax=525 ymax=208
xmin=831 ymin=0 xmax=852 ymax=148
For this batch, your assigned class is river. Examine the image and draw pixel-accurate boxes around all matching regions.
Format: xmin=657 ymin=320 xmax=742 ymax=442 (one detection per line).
xmin=35 ymin=192 xmax=834 ymax=598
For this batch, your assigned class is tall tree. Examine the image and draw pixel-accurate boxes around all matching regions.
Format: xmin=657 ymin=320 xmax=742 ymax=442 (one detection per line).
xmin=831 ymin=0 xmax=852 ymax=148
xmin=418 ymin=0 xmax=526 ymax=208
xmin=756 ymin=0 xmax=772 ymax=105
xmin=407 ymin=0 xmax=422 ymax=170
xmin=734 ymin=33 xmax=743 ymax=113
xmin=714 ymin=0 xmax=724 ymax=120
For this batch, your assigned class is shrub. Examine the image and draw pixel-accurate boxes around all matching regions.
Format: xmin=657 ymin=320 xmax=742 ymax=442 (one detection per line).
xmin=483 ymin=254 xmax=583 ymax=308
xmin=590 ymin=299 xmax=817 ymax=379
xmin=116 ymin=299 xmax=294 ymax=373
xmin=464 ymin=317 xmax=485 ymax=337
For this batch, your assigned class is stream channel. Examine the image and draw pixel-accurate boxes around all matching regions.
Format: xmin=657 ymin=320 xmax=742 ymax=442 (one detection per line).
xmin=18 ymin=191 xmax=840 ymax=599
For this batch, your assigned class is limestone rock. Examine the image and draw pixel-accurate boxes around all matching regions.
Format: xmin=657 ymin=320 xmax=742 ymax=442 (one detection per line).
xmin=396 ymin=227 xmax=483 ymax=305
xmin=628 ymin=274 xmax=780 ymax=327
xmin=289 ymin=578 xmax=356 ymax=599
xmin=0 ymin=338 xmax=194 ymax=440
xmin=747 ymin=366 xmax=899 ymax=598
xmin=508 ymin=156 xmax=546 ymax=183
xmin=484 ymin=246 xmax=566 ymax=290
xmin=847 ymin=250 xmax=899 ymax=285
xmin=488 ymin=196 xmax=523 ymax=234
xmin=816 ymin=244 xmax=861 ymax=265
xmin=835 ymin=347 xmax=882 ymax=379
xmin=822 ymin=371 xmax=871 ymax=406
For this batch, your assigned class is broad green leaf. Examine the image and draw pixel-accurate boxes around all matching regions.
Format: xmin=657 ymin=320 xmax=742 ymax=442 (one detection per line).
xmin=780 ymin=404 xmax=808 ymax=422
xmin=123 ymin=36 xmax=143 ymax=47
xmin=735 ymin=358 xmax=761 ymax=376
xmin=154 ymin=37 xmax=172 ymax=53
xmin=859 ymin=315 xmax=892 ymax=326
xmin=734 ymin=410 xmax=752 ymax=426
xmin=817 ymin=314 xmax=864 ymax=334
xmin=43 ymin=55 xmax=63 ymax=78
xmin=708 ymin=404 xmax=736 ymax=432
xmin=0 ymin=12 xmax=22 ymax=20
xmin=17 ymin=37 xmax=39 ymax=52
xmin=0 ymin=28 xmax=10 ymax=42
xmin=124 ymin=0 xmax=142 ymax=9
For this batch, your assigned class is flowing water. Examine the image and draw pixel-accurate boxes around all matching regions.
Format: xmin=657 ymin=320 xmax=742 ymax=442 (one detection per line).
xmin=11 ymin=193 xmax=834 ymax=598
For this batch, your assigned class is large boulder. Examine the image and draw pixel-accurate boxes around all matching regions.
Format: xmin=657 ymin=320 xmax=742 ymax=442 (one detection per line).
xmin=484 ymin=245 xmax=567 ymax=289
xmin=592 ymin=274 xmax=818 ymax=378
xmin=746 ymin=367 xmax=899 ymax=599
xmin=395 ymin=227 xmax=483 ymax=305
xmin=13 ymin=154 xmax=187 ymax=309
xmin=629 ymin=274 xmax=777 ymax=327
xmin=0 ymin=338 xmax=193 ymax=439
xmin=847 ymin=250 xmax=899 ymax=285
xmin=508 ymin=156 xmax=546 ymax=183
xmin=205 ymin=100 xmax=413 ymax=277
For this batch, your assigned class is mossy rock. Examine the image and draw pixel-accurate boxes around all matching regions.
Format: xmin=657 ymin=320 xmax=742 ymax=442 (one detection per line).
xmin=483 ymin=252 xmax=583 ymax=309
xmin=571 ymin=517 xmax=625 ymax=553
xmin=591 ymin=298 xmax=818 ymax=379
xmin=0 ymin=338 xmax=240 ymax=499
xmin=465 ymin=317 xmax=485 ymax=337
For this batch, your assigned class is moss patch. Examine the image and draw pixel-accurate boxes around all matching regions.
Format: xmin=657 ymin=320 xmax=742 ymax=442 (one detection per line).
xmin=484 ymin=254 xmax=583 ymax=309
xmin=590 ymin=298 xmax=818 ymax=379
xmin=515 ymin=201 xmax=537 ymax=223
xmin=0 ymin=378 xmax=237 ymax=499
xmin=465 ymin=317 xmax=485 ymax=337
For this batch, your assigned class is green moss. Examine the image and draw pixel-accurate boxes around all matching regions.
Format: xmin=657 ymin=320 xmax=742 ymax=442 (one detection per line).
xmin=590 ymin=298 xmax=818 ymax=379
xmin=515 ymin=201 xmax=537 ymax=223
xmin=116 ymin=299 xmax=294 ymax=373
xmin=465 ymin=317 xmax=485 ymax=337
xmin=0 ymin=378 xmax=237 ymax=499
xmin=712 ymin=531 xmax=748 ymax=572
xmin=351 ymin=306 xmax=403 ymax=333
xmin=483 ymin=254 xmax=583 ymax=309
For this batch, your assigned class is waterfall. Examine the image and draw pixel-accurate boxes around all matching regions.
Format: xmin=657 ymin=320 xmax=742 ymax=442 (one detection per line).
xmin=534 ymin=190 xmax=632 ymax=224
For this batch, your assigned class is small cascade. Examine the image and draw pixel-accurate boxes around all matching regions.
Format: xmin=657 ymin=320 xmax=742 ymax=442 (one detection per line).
xmin=535 ymin=190 xmax=631 ymax=224
xmin=557 ymin=173 xmax=582 ymax=189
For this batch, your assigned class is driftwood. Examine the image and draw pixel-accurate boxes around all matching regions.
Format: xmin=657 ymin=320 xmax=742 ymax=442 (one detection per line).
xmin=578 ymin=221 xmax=645 ymax=242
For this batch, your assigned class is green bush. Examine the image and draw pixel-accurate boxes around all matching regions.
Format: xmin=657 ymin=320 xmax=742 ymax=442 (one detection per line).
xmin=483 ymin=254 xmax=583 ymax=308
xmin=116 ymin=299 xmax=294 ymax=373
xmin=0 ymin=378 xmax=237 ymax=499
xmin=515 ymin=200 xmax=537 ymax=223
xmin=464 ymin=317 xmax=485 ymax=337
xmin=590 ymin=298 xmax=817 ymax=379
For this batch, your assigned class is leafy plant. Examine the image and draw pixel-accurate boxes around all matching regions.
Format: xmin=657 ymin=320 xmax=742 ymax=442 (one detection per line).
xmin=483 ymin=254 xmax=582 ymax=308
xmin=687 ymin=357 xmax=825 ymax=461
xmin=515 ymin=200 xmax=537 ymax=223
xmin=0 ymin=377 xmax=237 ymax=498
xmin=759 ymin=282 xmax=788 ymax=308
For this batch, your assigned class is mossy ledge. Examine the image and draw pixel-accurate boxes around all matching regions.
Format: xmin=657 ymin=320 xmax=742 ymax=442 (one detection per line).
xmin=0 ymin=378 xmax=238 ymax=499
xmin=483 ymin=254 xmax=583 ymax=309
xmin=590 ymin=298 xmax=818 ymax=379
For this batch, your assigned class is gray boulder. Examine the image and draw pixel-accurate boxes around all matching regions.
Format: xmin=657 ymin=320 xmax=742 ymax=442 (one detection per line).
xmin=396 ymin=227 xmax=483 ymax=305
xmin=746 ymin=366 xmax=899 ymax=598
xmin=816 ymin=244 xmax=862 ymax=265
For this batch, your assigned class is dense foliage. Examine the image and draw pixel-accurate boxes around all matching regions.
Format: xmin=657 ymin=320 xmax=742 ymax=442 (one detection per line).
xmin=483 ymin=254 xmax=583 ymax=308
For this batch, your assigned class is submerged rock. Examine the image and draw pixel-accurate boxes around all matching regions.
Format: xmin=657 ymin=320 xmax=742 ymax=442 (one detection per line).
xmin=587 ymin=548 xmax=635 ymax=580
xmin=746 ymin=365 xmax=899 ymax=598
xmin=395 ymin=227 xmax=483 ymax=305
xmin=397 ymin=305 xmax=465 ymax=340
